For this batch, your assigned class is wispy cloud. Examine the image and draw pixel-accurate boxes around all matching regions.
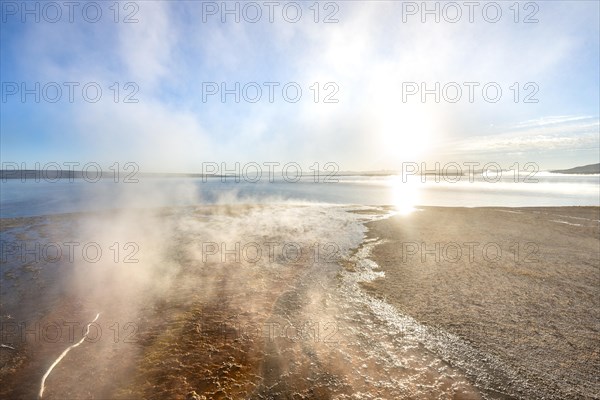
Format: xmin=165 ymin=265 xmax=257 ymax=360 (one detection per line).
xmin=1 ymin=1 xmax=598 ymax=171
xmin=449 ymin=115 xmax=599 ymax=154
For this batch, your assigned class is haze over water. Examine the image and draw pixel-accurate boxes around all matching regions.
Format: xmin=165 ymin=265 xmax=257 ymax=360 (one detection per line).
xmin=1 ymin=173 xmax=598 ymax=218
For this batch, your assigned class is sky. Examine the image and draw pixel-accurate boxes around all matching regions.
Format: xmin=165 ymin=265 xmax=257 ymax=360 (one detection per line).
xmin=1 ymin=0 xmax=599 ymax=172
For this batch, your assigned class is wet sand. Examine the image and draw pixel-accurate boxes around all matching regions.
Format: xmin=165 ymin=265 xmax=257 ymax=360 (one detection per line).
xmin=362 ymin=206 xmax=600 ymax=399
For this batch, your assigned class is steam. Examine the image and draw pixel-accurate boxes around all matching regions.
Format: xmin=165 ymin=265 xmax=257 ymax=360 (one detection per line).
xmin=20 ymin=176 xmax=368 ymax=396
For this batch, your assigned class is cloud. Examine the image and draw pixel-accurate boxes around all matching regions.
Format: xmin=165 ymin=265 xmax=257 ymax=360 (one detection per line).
xmin=116 ymin=2 xmax=179 ymax=91
xmin=448 ymin=115 xmax=600 ymax=154
xmin=2 ymin=1 xmax=598 ymax=171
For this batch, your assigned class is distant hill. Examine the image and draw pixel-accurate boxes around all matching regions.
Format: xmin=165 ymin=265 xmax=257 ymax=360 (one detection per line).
xmin=550 ymin=163 xmax=600 ymax=174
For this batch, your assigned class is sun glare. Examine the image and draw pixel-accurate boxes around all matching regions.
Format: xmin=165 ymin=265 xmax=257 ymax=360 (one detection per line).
xmin=378 ymin=105 xmax=436 ymax=162
xmin=389 ymin=175 xmax=420 ymax=215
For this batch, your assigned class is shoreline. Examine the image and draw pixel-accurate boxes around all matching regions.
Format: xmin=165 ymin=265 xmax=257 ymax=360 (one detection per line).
xmin=359 ymin=206 xmax=599 ymax=399
xmin=2 ymin=204 xmax=600 ymax=221
xmin=1 ymin=205 xmax=598 ymax=398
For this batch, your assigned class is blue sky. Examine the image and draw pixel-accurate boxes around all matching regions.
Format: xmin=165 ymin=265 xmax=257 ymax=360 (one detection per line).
xmin=1 ymin=1 xmax=599 ymax=172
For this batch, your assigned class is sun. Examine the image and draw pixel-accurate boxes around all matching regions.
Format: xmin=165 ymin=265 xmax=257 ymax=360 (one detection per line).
xmin=377 ymin=104 xmax=436 ymax=163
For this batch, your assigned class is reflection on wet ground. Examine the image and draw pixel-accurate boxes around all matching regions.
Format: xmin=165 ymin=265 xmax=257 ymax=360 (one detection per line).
xmin=1 ymin=205 xmax=525 ymax=399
